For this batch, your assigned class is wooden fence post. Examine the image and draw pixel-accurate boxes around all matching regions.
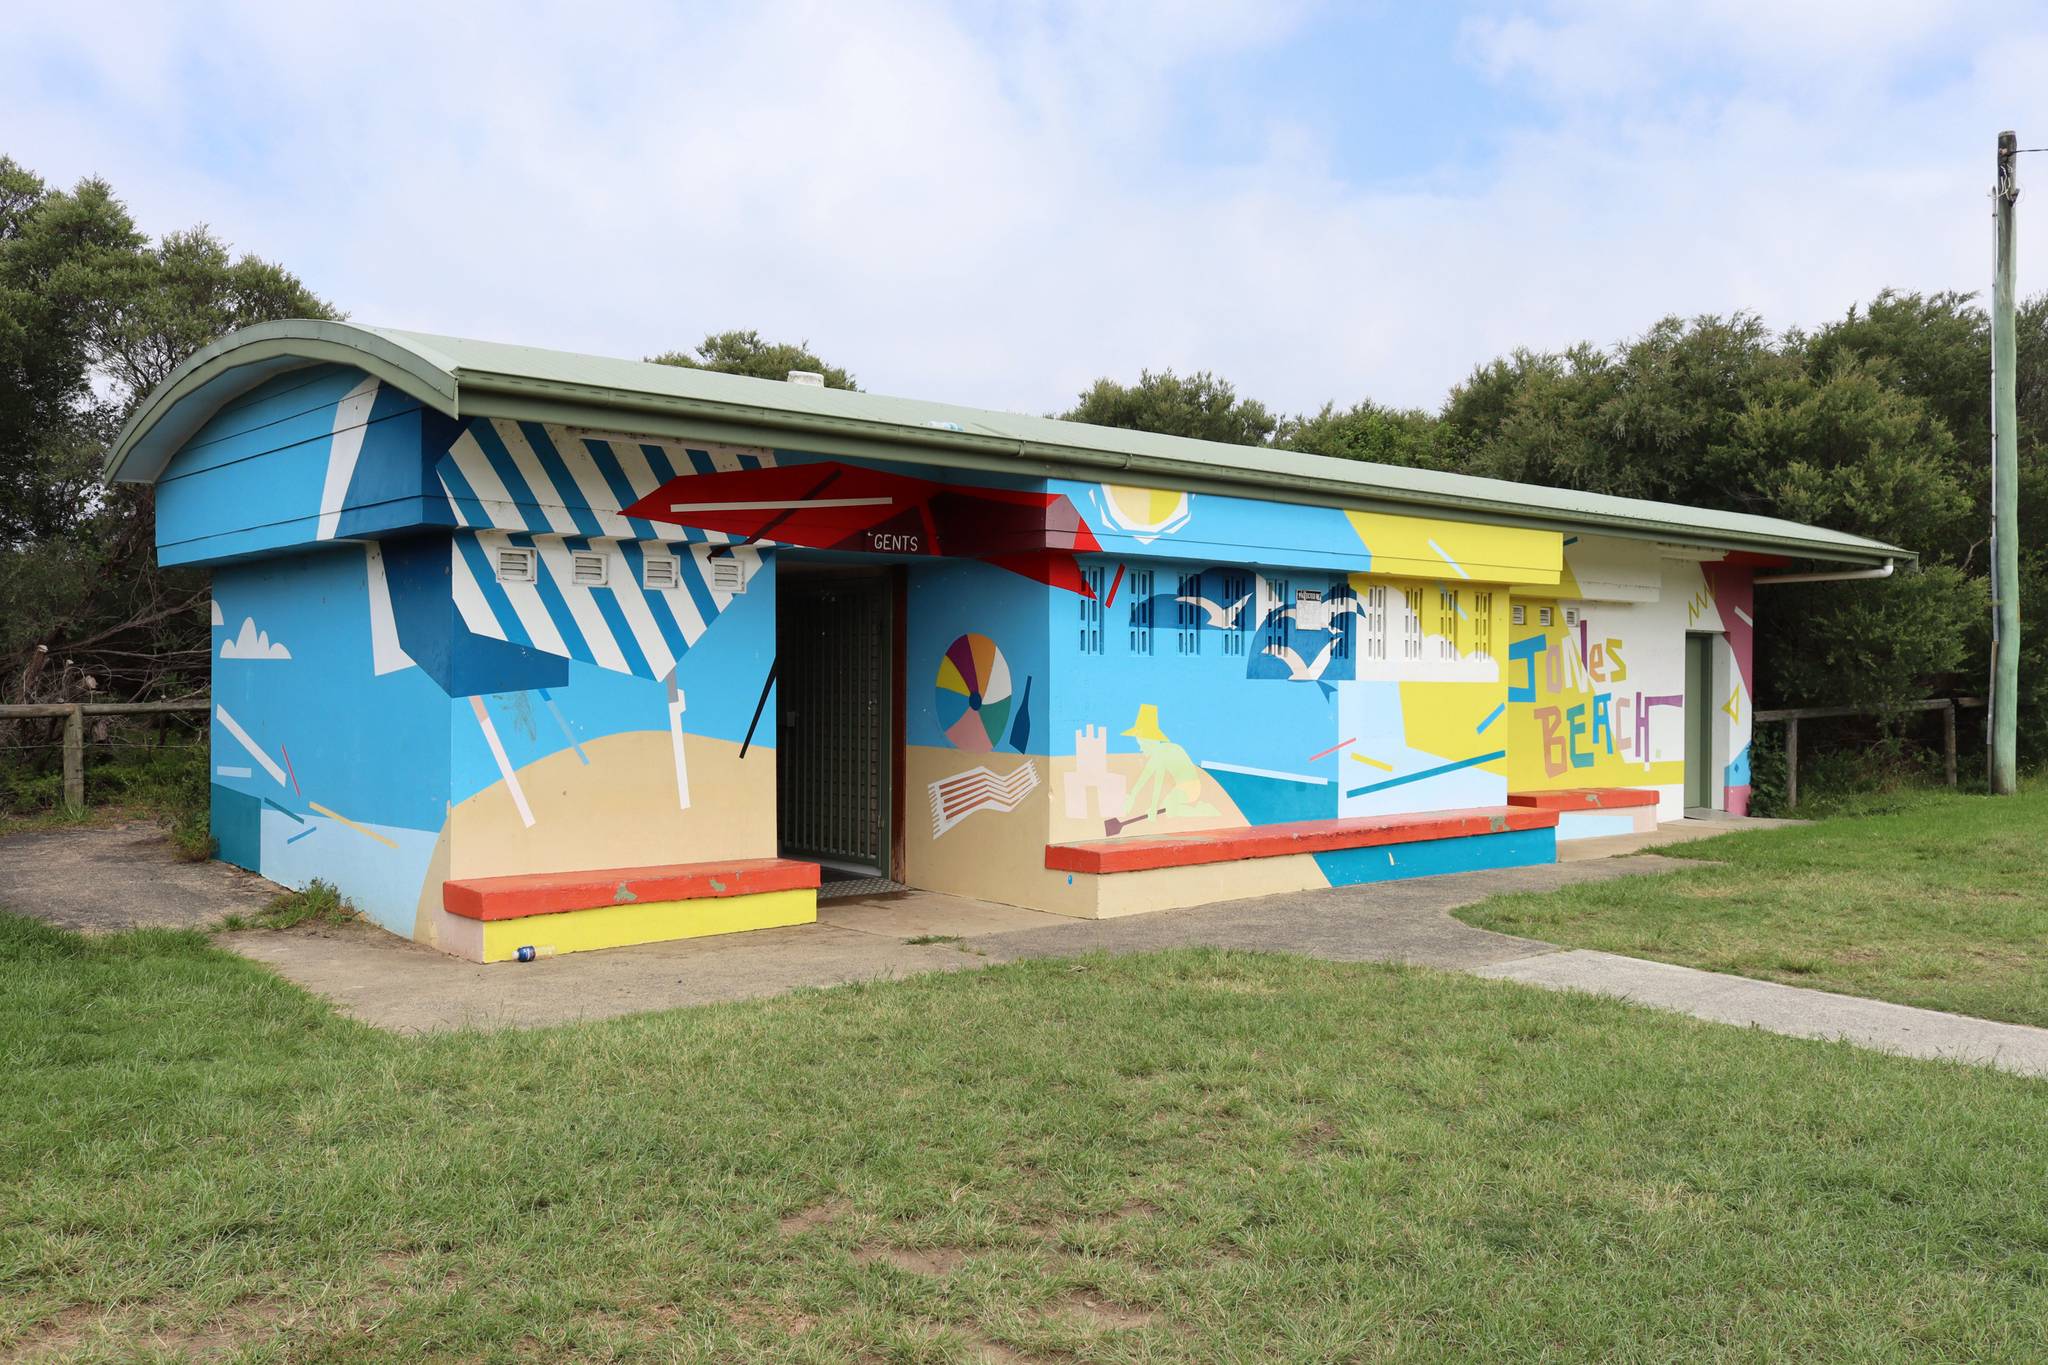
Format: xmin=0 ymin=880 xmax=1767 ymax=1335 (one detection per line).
xmin=1784 ymin=716 xmax=1799 ymax=810
xmin=1943 ymin=701 xmax=1958 ymax=788
xmin=61 ymin=704 xmax=85 ymax=810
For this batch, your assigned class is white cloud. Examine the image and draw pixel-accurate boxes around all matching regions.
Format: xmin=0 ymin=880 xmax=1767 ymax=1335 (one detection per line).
xmin=1 ymin=0 xmax=2043 ymax=420
xmin=220 ymin=616 xmax=290 ymax=662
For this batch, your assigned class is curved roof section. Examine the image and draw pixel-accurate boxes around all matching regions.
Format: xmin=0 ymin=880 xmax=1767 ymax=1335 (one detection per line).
xmin=110 ymin=319 xmax=1909 ymax=567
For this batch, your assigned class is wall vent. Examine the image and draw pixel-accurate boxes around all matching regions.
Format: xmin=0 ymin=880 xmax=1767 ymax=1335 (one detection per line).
xmin=641 ymin=555 xmax=680 ymax=590
xmin=709 ymin=556 xmax=746 ymax=593
xmin=495 ymin=547 xmax=537 ymax=584
xmin=570 ymin=551 xmax=609 ymax=586
xmin=1511 ymin=603 xmax=1526 ymax=627
xmin=1537 ymin=605 xmax=1555 ymax=627
xmin=1563 ymin=606 xmax=1581 ymax=629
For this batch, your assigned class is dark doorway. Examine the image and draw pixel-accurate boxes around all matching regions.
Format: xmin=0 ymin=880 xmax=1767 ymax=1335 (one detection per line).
xmin=777 ymin=569 xmax=893 ymax=878
xmin=1683 ymin=633 xmax=1716 ymax=811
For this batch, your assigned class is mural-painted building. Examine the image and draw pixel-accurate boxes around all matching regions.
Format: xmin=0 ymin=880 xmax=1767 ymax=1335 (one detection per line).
xmin=109 ymin=322 xmax=1908 ymax=961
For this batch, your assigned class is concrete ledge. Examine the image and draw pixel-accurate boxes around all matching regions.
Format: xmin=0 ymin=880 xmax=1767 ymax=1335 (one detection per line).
xmin=1045 ymin=807 xmax=1558 ymax=875
xmin=1508 ymin=788 xmax=1659 ymax=811
xmin=444 ymin=857 xmax=820 ymax=922
xmin=462 ymin=888 xmax=817 ymax=964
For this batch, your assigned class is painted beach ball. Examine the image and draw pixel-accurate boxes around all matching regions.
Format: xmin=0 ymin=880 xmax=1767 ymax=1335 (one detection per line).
xmin=935 ymin=632 xmax=1013 ymax=752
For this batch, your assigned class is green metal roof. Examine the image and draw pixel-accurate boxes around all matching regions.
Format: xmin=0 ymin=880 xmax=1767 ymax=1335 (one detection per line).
xmin=110 ymin=319 xmax=1910 ymax=567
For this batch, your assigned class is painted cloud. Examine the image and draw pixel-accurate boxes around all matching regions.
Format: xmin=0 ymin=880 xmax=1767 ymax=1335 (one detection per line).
xmin=220 ymin=616 xmax=292 ymax=661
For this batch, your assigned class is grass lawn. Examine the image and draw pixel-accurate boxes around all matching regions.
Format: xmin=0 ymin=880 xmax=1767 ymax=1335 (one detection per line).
xmin=6 ymin=915 xmax=2048 ymax=1361
xmin=1459 ymin=786 xmax=2048 ymax=1029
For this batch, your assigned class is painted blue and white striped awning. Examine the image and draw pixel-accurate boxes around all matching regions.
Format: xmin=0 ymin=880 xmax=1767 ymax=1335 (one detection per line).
xmin=438 ymin=419 xmax=773 ymax=682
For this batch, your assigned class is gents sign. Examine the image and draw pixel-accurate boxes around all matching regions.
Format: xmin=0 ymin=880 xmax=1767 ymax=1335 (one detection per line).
xmin=623 ymin=459 xmax=1104 ymax=597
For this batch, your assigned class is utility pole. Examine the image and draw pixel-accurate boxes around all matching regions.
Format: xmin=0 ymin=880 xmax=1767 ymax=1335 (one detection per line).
xmin=1990 ymin=130 xmax=2020 ymax=796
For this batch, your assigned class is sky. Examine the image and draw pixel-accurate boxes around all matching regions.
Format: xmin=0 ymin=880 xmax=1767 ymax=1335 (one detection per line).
xmin=4 ymin=0 xmax=2045 ymax=417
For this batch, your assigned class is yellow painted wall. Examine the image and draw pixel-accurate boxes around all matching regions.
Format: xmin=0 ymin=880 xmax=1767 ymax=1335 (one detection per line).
xmin=1345 ymin=512 xmax=1561 ymax=586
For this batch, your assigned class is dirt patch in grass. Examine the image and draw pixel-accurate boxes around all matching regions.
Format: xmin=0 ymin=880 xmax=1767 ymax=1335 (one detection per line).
xmin=4 ymin=1299 xmax=288 ymax=1363
xmin=1022 ymin=1197 xmax=1162 ymax=1241
xmin=1294 ymin=1118 xmax=1340 ymax=1153
xmin=853 ymin=1245 xmax=972 ymax=1275
xmin=778 ymin=1196 xmax=852 ymax=1235
xmin=723 ymin=1302 xmax=820 ymax=1336
xmin=964 ymin=1334 xmax=1046 ymax=1364
xmin=2 ymin=1305 xmax=96 ymax=1363
xmin=1047 ymin=1292 xmax=1159 ymax=1331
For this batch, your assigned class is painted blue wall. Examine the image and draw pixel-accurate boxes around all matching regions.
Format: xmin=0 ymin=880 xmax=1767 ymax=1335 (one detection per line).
xmin=209 ymin=546 xmax=451 ymax=933
xmin=158 ymin=364 xmax=455 ymax=566
xmin=1048 ymin=553 xmax=1354 ymax=826
xmin=905 ymin=559 xmax=1049 ymax=755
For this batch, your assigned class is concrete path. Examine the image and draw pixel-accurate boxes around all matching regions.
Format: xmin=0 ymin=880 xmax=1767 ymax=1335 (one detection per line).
xmin=7 ymin=818 xmax=2048 ymax=1078
xmin=1475 ymin=951 xmax=2048 ymax=1077
xmin=0 ymin=820 xmax=276 ymax=933
xmin=223 ymin=860 xmax=1661 ymax=1032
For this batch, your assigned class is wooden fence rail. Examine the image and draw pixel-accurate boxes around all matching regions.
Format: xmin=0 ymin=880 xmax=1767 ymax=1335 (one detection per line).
xmin=1753 ymin=697 xmax=1985 ymax=808
xmin=0 ymin=700 xmax=211 ymax=810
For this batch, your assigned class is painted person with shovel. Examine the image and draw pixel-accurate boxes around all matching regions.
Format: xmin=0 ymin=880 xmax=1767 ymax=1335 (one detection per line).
xmin=1109 ymin=704 xmax=1217 ymax=835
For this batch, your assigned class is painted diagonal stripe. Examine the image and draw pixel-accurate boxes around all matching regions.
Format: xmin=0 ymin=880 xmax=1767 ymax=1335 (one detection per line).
xmin=468 ymin=696 xmax=535 ymax=829
xmin=545 ymin=427 xmax=637 ymax=538
xmin=363 ymin=542 xmax=416 ymax=675
xmin=532 ymin=540 xmax=627 ymax=673
xmin=470 ymin=421 xmax=555 ymax=534
xmin=492 ymin=420 xmax=582 ymax=535
xmin=438 ymin=470 xmax=479 ymax=528
xmin=449 ymin=429 xmax=530 ymax=530
xmin=1345 ymin=750 xmax=1506 ymax=799
xmin=609 ymin=543 xmax=679 ymax=677
xmin=587 ymin=574 xmax=654 ymax=679
xmin=215 ymin=704 xmax=288 ymax=787
xmin=583 ymin=440 xmax=662 ymax=540
xmin=316 ymin=377 xmax=381 ymax=541
xmin=450 ymin=538 xmax=507 ymax=640
xmin=656 ymin=547 xmax=710 ymax=646
xmin=455 ymin=536 xmax=529 ymax=647
xmin=476 ymin=530 xmax=569 ymax=655
xmin=517 ymin=422 xmax=609 ymax=538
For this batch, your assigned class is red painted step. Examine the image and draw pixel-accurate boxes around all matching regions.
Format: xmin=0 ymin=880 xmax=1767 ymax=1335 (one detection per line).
xmin=444 ymin=857 xmax=820 ymax=922
xmin=1506 ymin=788 xmax=1659 ymax=811
xmin=1045 ymin=807 xmax=1557 ymax=875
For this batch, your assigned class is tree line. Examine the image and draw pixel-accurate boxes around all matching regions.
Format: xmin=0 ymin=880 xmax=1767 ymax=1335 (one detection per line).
xmin=1067 ymin=300 xmax=2048 ymax=775
xmin=5 ymin=154 xmax=2042 ymax=781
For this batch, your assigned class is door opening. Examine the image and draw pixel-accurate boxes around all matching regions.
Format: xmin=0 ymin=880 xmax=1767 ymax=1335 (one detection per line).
xmin=1683 ymin=633 xmax=1716 ymax=812
xmin=777 ymin=568 xmax=893 ymax=880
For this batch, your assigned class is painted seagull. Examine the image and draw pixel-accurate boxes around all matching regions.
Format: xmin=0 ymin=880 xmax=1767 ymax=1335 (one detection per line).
xmin=1263 ymin=637 xmax=1339 ymax=681
xmin=1274 ymin=601 xmax=1348 ymax=633
xmin=1176 ymin=592 xmax=1252 ymax=629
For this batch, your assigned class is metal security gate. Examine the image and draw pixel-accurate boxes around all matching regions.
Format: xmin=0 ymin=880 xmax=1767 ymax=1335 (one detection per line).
xmin=777 ymin=572 xmax=891 ymax=875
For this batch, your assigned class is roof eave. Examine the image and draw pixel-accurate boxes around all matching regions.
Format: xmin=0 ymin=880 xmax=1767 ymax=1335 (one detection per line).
xmin=451 ymin=369 xmax=1914 ymax=569
xmin=105 ymin=320 xmax=462 ymax=484
xmin=108 ymin=323 xmax=1913 ymax=571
